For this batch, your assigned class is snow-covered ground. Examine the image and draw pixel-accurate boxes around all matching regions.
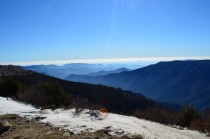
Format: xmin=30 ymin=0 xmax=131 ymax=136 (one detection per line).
xmin=0 ymin=97 xmax=209 ymax=139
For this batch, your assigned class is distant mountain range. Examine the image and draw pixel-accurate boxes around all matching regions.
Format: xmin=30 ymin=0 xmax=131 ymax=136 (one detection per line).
xmin=23 ymin=64 xmax=140 ymax=79
xmin=88 ymin=68 xmax=130 ymax=76
xmin=65 ymin=60 xmax=210 ymax=110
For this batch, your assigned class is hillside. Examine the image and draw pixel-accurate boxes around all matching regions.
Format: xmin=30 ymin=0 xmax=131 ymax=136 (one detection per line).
xmin=0 ymin=65 xmax=155 ymax=114
xmin=88 ymin=68 xmax=130 ymax=76
xmin=0 ymin=97 xmax=209 ymax=139
xmin=65 ymin=60 xmax=210 ymax=110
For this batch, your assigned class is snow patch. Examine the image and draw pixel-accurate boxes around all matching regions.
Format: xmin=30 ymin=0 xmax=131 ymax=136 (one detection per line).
xmin=0 ymin=97 xmax=209 ymax=139
xmin=0 ymin=97 xmax=39 ymax=116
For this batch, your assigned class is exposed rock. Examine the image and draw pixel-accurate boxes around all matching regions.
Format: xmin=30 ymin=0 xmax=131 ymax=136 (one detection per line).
xmin=46 ymin=131 xmax=53 ymax=135
xmin=63 ymin=132 xmax=70 ymax=136
xmin=0 ymin=121 xmax=10 ymax=134
xmin=34 ymin=116 xmax=47 ymax=121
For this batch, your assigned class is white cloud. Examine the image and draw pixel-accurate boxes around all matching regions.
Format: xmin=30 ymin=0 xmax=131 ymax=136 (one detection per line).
xmin=1 ymin=56 xmax=210 ymax=66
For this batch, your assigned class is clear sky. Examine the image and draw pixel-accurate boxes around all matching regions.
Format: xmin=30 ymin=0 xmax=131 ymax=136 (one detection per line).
xmin=0 ymin=0 xmax=210 ymax=65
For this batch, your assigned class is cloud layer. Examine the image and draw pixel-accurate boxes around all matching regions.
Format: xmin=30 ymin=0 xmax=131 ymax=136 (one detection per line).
xmin=1 ymin=57 xmax=210 ymax=66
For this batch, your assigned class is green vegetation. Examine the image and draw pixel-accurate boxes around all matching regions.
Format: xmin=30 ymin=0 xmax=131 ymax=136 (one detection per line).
xmin=0 ymin=78 xmax=19 ymax=97
xmin=0 ymin=78 xmax=72 ymax=109
xmin=135 ymin=106 xmax=210 ymax=134
xmin=134 ymin=107 xmax=178 ymax=125
xmin=177 ymin=106 xmax=201 ymax=127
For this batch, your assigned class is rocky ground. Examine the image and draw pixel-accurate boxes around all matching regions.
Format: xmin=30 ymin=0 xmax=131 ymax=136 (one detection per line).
xmin=0 ymin=114 xmax=142 ymax=139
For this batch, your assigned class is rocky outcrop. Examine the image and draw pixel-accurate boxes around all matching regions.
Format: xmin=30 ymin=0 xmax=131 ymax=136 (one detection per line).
xmin=0 ymin=120 xmax=11 ymax=134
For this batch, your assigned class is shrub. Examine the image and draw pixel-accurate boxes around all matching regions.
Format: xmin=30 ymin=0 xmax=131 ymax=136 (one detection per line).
xmin=134 ymin=107 xmax=178 ymax=125
xmin=203 ymin=109 xmax=210 ymax=133
xmin=177 ymin=106 xmax=201 ymax=127
xmin=18 ymin=82 xmax=72 ymax=109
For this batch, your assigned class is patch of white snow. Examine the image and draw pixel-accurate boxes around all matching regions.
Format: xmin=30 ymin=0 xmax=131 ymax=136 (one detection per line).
xmin=0 ymin=97 xmax=209 ymax=139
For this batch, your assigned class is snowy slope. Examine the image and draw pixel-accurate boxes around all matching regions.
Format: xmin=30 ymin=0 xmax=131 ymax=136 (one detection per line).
xmin=0 ymin=97 xmax=209 ymax=139
xmin=0 ymin=97 xmax=39 ymax=115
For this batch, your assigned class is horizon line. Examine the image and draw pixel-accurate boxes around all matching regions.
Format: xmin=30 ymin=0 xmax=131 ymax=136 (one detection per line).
xmin=1 ymin=56 xmax=210 ymax=66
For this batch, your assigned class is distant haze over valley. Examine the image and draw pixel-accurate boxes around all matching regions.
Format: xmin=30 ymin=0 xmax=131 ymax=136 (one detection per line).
xmin=23 ymin=63 xmax=144 ymax=79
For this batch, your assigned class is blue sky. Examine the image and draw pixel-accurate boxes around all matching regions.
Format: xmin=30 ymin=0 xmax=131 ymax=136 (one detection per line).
xmin=0 ymin=0 xmax=210 ymax=65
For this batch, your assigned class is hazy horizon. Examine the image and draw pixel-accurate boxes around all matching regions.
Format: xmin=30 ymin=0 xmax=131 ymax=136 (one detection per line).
xmin=1 ymin=56 xmax=210 ymax=66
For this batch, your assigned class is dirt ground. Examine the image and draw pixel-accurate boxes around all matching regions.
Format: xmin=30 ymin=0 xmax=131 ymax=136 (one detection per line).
xmin=0 ymin=114 xmax=142 ymax=139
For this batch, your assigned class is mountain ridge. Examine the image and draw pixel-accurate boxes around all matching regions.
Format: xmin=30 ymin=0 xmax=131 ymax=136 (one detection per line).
xmin=65 ymin=60 xmax=210 ymax=110
xmin=24 ymin=64 xmax=138 ymax=79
